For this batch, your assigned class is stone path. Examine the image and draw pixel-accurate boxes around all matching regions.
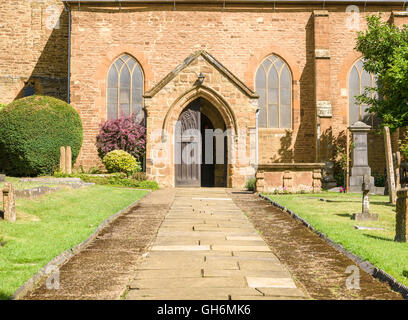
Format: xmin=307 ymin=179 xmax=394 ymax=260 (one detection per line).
xmin=229 ymin=190 xmax=403 ymax=300
xmin=125 ymin=188 xmax=307 ymax=300
xmin=22 ymin=189 xmax=175 ymax=300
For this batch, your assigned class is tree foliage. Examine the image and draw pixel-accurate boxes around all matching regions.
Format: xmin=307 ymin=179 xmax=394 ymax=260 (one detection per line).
xmin=355 ymin=14 xmax=408 ymax=131
xmin=0 ymin=95 xmax=83 ymax=176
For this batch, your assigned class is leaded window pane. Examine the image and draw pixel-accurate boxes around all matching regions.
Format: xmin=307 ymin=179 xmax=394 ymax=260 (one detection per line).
xmin=255 ymin=55 xmax=292 ymax=128
xmin=349 ymin=66 xmax=360 ymax=125
xmin=107 ymin=54 xmax=144 ymax=122
xmin=349 ymin=59 xmax=378 ymax=127
xmin=255 ymin=67 xmax=267 ymax=127
xmin=268 ymin=104 xmax=279 ymax=128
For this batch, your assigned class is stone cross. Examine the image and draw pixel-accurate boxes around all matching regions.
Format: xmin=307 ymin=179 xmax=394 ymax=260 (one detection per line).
xmin=2 ymin=182 xmax=15 ymax=222
xmin=361 ymin=174 xmax=370 ymax=214
xmin=353 ymin=174 xmax=379 ymax=221
xmin=395 ymin=188 xmax=408 ymax=242
xmin=384 ymin=127 xmax=396 ymax=204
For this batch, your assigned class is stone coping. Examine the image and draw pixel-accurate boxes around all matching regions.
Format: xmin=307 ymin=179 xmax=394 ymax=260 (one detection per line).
xmin=144 ymin=50 xmax=258 ymax=99
xmin=258 ymin=163 xmax=325 ymax=170
xmin=258 ymin=193 xmax=408 ymax=300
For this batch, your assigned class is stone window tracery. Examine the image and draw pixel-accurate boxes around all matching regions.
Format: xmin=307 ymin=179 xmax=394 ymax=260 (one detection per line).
xmin=349 ymin=58 xmax=378 ymax=127
xmin=255 ymin=54 xmax=292 ymax=128
xmin=107 ymin=54 xmax=144 ymax=122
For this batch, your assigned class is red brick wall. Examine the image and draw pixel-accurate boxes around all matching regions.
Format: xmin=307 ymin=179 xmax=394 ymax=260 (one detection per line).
xmin=2 ymin=2 xmax=406 ymax=181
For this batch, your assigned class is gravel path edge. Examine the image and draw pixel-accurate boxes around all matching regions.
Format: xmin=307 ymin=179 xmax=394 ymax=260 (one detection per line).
xmin=11 ymin=194 xmax=150 ymax=300
xmin=259 ymin=193 xmax=408 ymax=300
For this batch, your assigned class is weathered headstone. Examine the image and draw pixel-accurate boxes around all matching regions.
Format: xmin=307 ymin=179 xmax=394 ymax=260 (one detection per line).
xmin=322 ymin=162 xmax=337 ymax=189
xmin=384 ymin=126 xmax=396 ymax=204
xmin=0 ymin=174 xmax=5 ymax=182
xmin=2 ymin=182 xmax=15 ymax=222
xmin=395 ymin=188 xmax=408 ymax=242
xmin=349 ymin=121 xmax=375 ymax=193
xmin=352 ymin=174 xmax=378 ymax=221
xmin=59 ymin=146 xmax=66 ymax=173
xmin=393 ymin=151 xmax=401 ymax=191
xmin=65 ymin=146 xmax=72 ymax=174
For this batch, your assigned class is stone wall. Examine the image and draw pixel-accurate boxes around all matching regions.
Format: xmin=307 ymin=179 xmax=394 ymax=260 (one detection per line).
xmin=0 ymin=0 xmax=68 ymax=104
xmin=256 ymin=163 xmax=325 ymax=193
xmin=2 ymin=2 xmax=407 ymax=188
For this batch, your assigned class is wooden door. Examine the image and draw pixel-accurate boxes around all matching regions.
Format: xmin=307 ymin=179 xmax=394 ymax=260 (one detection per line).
xmin=175 ymin=103 xmax=201 ymax=186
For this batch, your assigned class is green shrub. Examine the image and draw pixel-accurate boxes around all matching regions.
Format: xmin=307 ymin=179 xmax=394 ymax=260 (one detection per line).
xmin=131 ymin=171 xmax=147 ymax=181
xmin=374 ymin=174 xmax=385 ymax=187
xmin=53 ymin=171 xmax=158 ymax=190
xmin=103 ymin=150 xmax=141 ymax=176
xmin=245 ymin=177 xmax=256 ymax=191
xmin=0 ymin=95 xmax=83 ymax=176
xmin=137 ymin=180 xmax=159 ymax=190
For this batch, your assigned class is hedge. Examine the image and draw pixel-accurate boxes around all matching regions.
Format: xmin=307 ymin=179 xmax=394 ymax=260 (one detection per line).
xmin=0 ymin=95 xmax=83 ymax=176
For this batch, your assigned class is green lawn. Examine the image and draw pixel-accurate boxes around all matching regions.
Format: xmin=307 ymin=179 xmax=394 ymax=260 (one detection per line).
xmin=0 ymin=177 xmax=61 ymax=191
xmin=0 ymin=185 xmax=148 ymax=299
xmin=264 ymin=192 xmax=408 ymax=288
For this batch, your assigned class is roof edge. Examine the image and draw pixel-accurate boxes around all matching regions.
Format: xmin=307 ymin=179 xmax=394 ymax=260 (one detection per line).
xmin=144 ymin=50 xmax=258 ymax=99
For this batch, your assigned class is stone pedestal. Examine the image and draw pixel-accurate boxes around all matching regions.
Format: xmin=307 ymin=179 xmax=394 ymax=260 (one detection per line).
xmin=2 ymin=182 xmax=15 ymax=222
xmin=59 ymin=146 xmax=66 ymax=172
xmin=59 ymin=146 xmax=72 ymax=174
xmin=65 ymin=146 xmax=72 ymax=174
xmin=395 ymin=188 xmax=408 ymax=242
xmin=349 ymin=121 xmax=375 ymax=193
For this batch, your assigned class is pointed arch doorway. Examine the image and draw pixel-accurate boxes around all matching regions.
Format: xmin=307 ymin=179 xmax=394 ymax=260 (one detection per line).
xmin=175 ymin=97 xmax=227 ymax=187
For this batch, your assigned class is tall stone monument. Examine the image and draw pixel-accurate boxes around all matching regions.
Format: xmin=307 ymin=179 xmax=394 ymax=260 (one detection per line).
xmin=395 ymin=188 xmax=408 ymax=242
xmin=349 ymin=121 xmax=374 ymax=193
xmin=384 ymin=126 xmax=397 ymax=204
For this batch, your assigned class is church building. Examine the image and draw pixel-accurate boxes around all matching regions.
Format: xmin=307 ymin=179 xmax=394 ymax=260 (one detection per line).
xmin=1 ymin=0 xmax=407 ymax=189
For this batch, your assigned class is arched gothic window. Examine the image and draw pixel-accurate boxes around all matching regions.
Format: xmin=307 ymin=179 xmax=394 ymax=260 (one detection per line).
xmin=255 ymin=54 xmax=292 ymax=128
xmin=107 ymin=54 xmax=144 ymax=122
xmin=349 ymin=58 xmax=378 ymax=127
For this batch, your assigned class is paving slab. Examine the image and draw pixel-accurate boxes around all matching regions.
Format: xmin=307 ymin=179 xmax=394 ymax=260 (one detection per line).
xmin=203 ymin=269 xmax=292 ymax=278
xmin=125 ymin=188 xmax=308 ymax=300
xmin=246 ymin=277 xmax=297 ymax=288
xmin=129 ymin=277 xmax=247 ymax=289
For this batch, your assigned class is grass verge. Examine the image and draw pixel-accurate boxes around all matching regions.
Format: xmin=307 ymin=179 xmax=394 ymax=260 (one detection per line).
xmin=263 ymin=192 xmax=408 ymax=288
xmin=0 ymin=185 xmax=148 ymax=299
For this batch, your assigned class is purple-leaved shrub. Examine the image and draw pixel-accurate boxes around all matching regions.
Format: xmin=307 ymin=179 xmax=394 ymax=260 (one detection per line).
xmin=96 ymin=114 xmax=146 ymax=161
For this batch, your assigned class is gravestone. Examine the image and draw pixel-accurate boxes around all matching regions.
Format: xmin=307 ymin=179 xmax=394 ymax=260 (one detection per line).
xmin=393 ymin=151 xmax=401 ymax=191
xmin=352 ymin=174 xmax=378 ymax=221
xmin=65 ymin=146 xmax=72 ymax=174
xmin=59 ymin=146 xmax=66 ymax=173
xmin=2 ymin=182 xmax=15 ymax=222
xmin=395 ymin=188 xmax=408 ymax=242
xmin=322 ymin=162 xmax=337 ymax=189
xmin=0 ymin=174 xmax=5 ymax=182
xmin=349 ymin=121 xmax=375 ymax=193
xmin=384 ymin=127 xmax=396 ymax=204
